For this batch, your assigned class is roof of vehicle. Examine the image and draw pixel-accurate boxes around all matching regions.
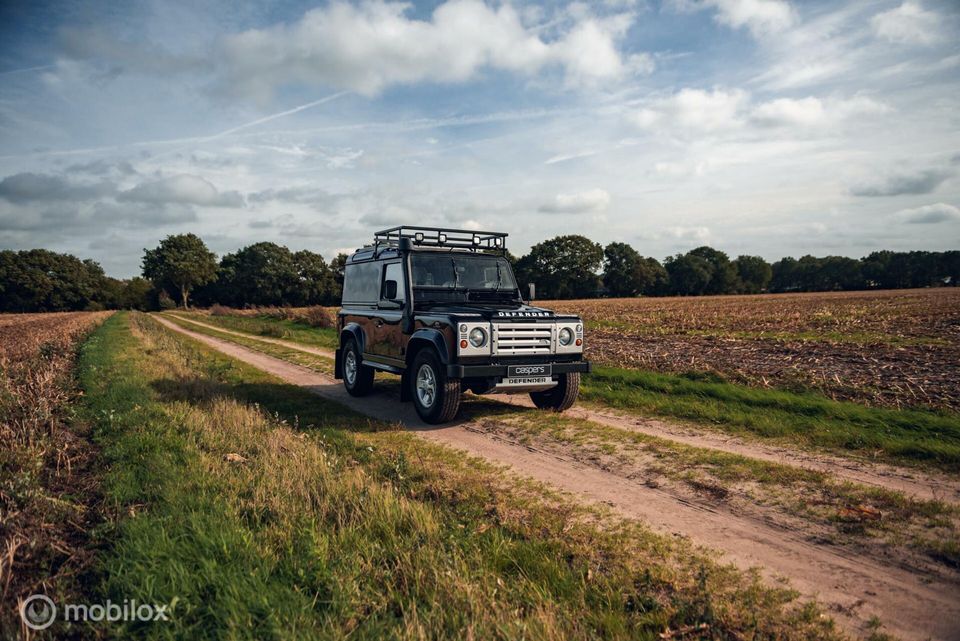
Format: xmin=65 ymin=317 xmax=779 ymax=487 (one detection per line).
xmin=347 ymin=226 xmax=509 ymax=263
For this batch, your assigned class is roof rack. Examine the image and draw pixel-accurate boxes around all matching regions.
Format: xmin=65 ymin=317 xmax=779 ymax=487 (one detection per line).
xmin=373 ymin=226 xmax=508 ymax=254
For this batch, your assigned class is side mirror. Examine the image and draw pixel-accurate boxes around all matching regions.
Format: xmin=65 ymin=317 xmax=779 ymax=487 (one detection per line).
xmin=383 ymin=279 xmax=398 ymax=300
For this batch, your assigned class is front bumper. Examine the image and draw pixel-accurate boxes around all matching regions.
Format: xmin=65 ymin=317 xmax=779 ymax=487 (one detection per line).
xmin=446 ymin=360 xmax=591 ymax=379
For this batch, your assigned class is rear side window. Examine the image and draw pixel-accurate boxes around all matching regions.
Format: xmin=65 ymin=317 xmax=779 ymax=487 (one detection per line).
xmin=342 ymin=261 xmax=380 ymax=304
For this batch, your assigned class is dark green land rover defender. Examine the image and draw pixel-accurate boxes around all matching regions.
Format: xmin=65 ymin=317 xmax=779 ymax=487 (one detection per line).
xmin=334 ymin=227 xmax=590 ymax=424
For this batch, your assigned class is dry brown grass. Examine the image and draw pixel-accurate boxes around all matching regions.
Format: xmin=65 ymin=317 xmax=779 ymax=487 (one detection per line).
xmin=0 ymin=311 xmax=111 ymax=638
xmin=200 ymin=304 xmax=336 ymax=328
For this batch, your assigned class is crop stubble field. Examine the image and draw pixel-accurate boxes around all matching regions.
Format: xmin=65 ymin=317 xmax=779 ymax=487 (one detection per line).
xmin=549 ymin=288 xmax=960 ymax=412
xmin=0 ymin=310 xmax=111 ymax=638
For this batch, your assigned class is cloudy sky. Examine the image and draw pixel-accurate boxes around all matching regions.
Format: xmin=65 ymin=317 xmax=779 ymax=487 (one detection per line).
xmin=0 ymin=0 xmax=958 ymax=277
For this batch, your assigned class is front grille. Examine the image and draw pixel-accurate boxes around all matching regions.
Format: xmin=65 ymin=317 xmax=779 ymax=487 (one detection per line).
xmin=493 ymin=323 xmax=553 ymax=355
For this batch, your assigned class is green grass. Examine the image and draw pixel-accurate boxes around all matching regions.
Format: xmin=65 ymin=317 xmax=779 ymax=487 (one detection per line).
xmin=76 ymin=312 xmax=842 ymax=640
xmin=168 ymin=311 xmax=339 ymax=350
xmin=581 ymin=367 xmax=960 ymax=471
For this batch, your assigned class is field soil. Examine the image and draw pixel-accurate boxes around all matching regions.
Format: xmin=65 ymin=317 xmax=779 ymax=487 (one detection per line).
xmin=549 ymin=289 xmax=960 ymax=411
xmin=154 ymin=314 xmax=960 ymax=641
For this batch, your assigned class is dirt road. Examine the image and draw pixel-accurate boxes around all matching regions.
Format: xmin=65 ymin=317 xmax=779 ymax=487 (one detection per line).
xmin=155 ymin=314 xmax=960 ymax=641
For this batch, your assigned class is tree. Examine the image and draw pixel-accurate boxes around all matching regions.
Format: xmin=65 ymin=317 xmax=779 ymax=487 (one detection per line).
xmin=862 ymin=250 xmax=896 ymax=288
xmin=941 ymin=251 xmax=960 ymax=286
xmin=0 ymin=249 xmax=108 ymax=311
xmin=770 ymin=257 xmax=799 ymax=292
xmin=818 ymin=256 xmax=863 ymax=291
xmin=733 ymin=255 xmax=772 ymax=294
xmin=329 ymin=253 xmax=348 ymax=300
xmin=664 ymin=253 xmax=713 ymax=296
xmin=639 ymin=257 xmax=669 ymax=296
xmin=520 ymin=235 xmax=603 ymax=299
xmin=688 ymin=246 xmax=741 ymax=294
xmin=603 ymin=242 xmax=666 ymax=297
xmin=216 ymin=242 xmax=298 ymax=306
xmin=119 ymin=277 xmax=154 ymax=310
xmin=142 ymin=234 xmax=217 ymax=308
xmin=292 ymin=249 xmax=335 ymax=305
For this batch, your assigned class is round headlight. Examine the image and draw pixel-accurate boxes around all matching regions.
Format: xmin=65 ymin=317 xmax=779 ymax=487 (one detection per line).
xmin=559 ymin=327 xmax=573 ymax=346
xmin=469 ymin=327 xmax=487 ymax=348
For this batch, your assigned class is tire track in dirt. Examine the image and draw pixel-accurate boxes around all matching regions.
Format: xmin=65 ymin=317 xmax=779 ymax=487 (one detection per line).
xmin=164 ymin=313 xmax=960 ymax=503
xmin=154 ymin=314 xmax=960 ymax=641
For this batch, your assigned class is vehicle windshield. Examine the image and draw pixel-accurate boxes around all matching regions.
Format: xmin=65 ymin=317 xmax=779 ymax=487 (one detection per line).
xmin=411 ymin=253 xmax=517 ymax=292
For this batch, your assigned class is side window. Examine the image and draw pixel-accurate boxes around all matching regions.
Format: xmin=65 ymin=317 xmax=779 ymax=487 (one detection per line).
xmin=342 ymin=261 xmax=381 ymax=304
xmin=381 ymin=262 xmax=405 ymax=302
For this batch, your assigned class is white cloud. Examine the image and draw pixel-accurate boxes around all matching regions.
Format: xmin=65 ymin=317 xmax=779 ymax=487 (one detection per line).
xmin=673 ymin=88 xmax=747 ymax=131
xmin=118 ymin=174 xmax=244 ymax=207
xmin=711 ymin=0 xmax=796 ymax=36
xmin=632 ymin=88 xmax=747 ymax=133
xmin=895 ymin=203 xmax=960 ymax=224
xmin=632 ymin=89 xmax=890 ymax=135
xmin=751 ymin=96 xmax=825 ymax=126
xmin=871 ymin=1 xmax=943 ymax=45
xmin=672 ymin=0 xmax=796 ymax=38
xmin=668 ymin=225 xmax=712 ymax=241
xmin=654 ymin=161 xmax=708 ymax=177
xmin=538 ymin=189 xmax=611 ymax=213
xmin=750 ymin=95 xmax=889 ymax=127
xmin=219 ymin=0 xmax=644 ymax=99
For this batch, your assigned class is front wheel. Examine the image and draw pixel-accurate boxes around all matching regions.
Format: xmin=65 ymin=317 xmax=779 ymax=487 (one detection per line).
xmin=410 ymin=349 xmax=461 ymax=424
xmin=530 ymin=372 xmax=580 ymax=412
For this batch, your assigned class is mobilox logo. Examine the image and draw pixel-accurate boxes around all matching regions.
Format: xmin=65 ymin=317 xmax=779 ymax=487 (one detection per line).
xmin=20 ymin=594 xmax=172 ymax=630
xmin=20 ymin=595 xmax=56 ymax=631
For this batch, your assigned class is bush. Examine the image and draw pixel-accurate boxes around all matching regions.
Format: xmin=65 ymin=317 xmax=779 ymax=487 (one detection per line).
xmin=158 ymin=291 xmax=177 ymax=310
xmin=257 ymin=323 xmax=289 ymax=338
xmin=301 ymin=306 xmax=334 ymax=328
xmin=210 ymin=304 xmax=233 ymax=316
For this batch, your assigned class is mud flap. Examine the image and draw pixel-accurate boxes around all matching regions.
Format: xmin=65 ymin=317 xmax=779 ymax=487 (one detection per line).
xmin=333 ymin=347 xmax=343 ymax=380
xmin=400 ymin=369 xmax=411 ymax=402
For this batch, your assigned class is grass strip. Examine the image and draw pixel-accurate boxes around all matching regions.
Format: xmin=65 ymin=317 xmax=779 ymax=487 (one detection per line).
xmin=581 ymin=367 xmax=960 ymax=471
xmin=169 ymin=311 xmax=338 ymax=349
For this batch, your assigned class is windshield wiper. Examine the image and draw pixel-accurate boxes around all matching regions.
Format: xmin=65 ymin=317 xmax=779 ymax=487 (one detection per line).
xmin=451 ymin=258 xmax=461 ymax=289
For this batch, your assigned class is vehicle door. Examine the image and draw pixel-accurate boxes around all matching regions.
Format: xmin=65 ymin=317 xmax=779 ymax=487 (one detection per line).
xmin=368 ymin=261 xmax=406 ymax=361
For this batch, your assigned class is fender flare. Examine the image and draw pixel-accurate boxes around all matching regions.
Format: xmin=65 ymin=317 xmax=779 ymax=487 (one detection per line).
xmin=401 ymin=328 xmax=452 ymax=401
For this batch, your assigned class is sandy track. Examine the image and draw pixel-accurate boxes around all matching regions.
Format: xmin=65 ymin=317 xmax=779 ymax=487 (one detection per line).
xmin=166 ymin=313 xmax=960 ymax=503
xmin=155 ymin=314 xmax=960 ymax=641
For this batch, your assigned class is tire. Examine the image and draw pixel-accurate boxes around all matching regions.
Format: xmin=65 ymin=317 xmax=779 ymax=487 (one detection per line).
xmin=342 ymin=337 xmax=374 ymax=396
xmin=410 ymin=349 xmax=461 ymax=424
xmin=530 ymin=372 xmax=580 ymax=412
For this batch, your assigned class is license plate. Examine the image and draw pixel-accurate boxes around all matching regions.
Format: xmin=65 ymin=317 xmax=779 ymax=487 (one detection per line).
xmin=503 ymin=376 xmax=552 ymax=386
xmin=507 ymin=364 xmax=552 ymax=378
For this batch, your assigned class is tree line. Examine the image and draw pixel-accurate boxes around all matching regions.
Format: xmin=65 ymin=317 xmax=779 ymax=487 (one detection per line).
xmin=1 ymin=233 xmax=957 ymax=312
xmin=512 ymin=236 xmax=959 ymax=299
